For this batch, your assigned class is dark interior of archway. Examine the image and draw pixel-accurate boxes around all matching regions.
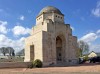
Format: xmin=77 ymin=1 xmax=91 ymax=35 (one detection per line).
xmin=56 ymin=36 xmax=62 ymax=62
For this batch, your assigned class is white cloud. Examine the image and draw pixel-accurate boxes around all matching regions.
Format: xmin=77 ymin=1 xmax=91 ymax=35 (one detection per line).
xmin=71 ymin=26 xmax=75 ymax=31
xmin=80 ymin=33 xmax=98 ymax=43
xmin=96 ymin=29 xmax=100 ymax=34
xmin=96 ymin=30 xmax=100 ymax=38
xmin=0 ymin=34 xmax=25 ymax=52
xmin=0 ymin=20 xmax=8 ymax=34
xmin=92 ymin=1 xmax=100 ymax=17
xmin=0 ymin=34 xmax=8 ymax=42
xmin=19 ymin=15 xmax=25 ymax=21
xmin=79 ymin=30 xmax=100 ymax=52
xmin=12 ymin=25 xmax=31 ymax=36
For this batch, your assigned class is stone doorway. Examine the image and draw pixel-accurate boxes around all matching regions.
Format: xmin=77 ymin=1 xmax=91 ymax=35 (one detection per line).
xmin=56 ymin=36 xmax=62 ymax=63
xmin=30 ymin=45 xmax=34 ymax=61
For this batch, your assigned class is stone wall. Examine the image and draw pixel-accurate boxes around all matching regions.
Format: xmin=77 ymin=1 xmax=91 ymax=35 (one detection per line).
xmin=0 ymin=62 xmax=31 ymax=68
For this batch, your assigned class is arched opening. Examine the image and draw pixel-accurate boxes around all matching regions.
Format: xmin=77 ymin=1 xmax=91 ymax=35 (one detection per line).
xmin=56 ymin=36 xmax=62 ymax=62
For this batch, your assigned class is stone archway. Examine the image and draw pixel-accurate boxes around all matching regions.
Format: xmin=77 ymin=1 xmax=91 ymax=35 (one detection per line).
xmin=56 ymin=36 xmax=63 ymax=63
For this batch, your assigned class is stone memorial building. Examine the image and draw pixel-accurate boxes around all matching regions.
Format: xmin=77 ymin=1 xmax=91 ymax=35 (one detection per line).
xmin=24 ymin=6 xmax=78 ymax=66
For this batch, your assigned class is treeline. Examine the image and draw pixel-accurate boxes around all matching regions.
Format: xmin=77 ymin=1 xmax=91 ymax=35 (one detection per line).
xmin=16 ymin=49 xmax=24 ymax=56
xmin=0 ymin=47 xmax=15 ymax=56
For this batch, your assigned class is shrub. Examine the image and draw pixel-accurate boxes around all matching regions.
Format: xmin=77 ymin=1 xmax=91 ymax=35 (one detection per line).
xmin=83 ymin=55 xmax=89 ymax=61
xmin=33 ymin=59 xmax=42 ymax=68
xmin=27 ymin=63 xmax=33 ymax=69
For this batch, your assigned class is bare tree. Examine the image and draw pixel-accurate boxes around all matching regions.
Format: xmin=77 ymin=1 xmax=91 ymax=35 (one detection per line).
xmin=78 ymin=40 xmax=89 ymax=56
xmin=0 ymin=47 xmax=15 ymax=56
xmin=0 ymin=47 xmax=7 ymax=56
xmin=6 ymin=47 xmax=15 ymax=56
xmin=16 ymin=49 xmax=24 ymax=56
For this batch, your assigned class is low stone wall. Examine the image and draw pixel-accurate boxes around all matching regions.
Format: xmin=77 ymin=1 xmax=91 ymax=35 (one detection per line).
xmin=0 ymin=62 xmax=31 ymax=68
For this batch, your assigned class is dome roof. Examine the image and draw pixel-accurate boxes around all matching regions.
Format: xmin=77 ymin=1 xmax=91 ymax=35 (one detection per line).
xmin=38 ymin=6 xmax=63 ymax=16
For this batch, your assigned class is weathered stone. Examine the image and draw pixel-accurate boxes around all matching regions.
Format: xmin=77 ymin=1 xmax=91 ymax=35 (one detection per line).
xmin=24 ymin=6 xmax=79 ymax=66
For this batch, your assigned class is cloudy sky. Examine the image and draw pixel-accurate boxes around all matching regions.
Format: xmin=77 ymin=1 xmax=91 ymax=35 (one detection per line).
xmin=0 ymin=0 xmax=100 ymax=53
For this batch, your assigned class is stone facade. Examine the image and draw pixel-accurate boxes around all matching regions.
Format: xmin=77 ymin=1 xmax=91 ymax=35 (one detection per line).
xmin=24 ymin=6 xmax=79 ymax=66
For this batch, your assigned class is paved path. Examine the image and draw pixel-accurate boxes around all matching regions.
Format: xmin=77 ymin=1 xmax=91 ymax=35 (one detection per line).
xmin=0 ymin=63 xmax=100 ymax=74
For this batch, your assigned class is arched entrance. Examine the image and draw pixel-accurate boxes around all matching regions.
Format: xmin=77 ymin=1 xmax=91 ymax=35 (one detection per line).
xmin=56 ymin=36 xmax=63 ymax=63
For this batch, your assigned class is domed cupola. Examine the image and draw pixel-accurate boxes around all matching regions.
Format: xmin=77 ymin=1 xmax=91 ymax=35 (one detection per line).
xmin=36 ymin=6 xmax=64 ymax=25
xmin=38 ymin=6 xmax=63 ymax=16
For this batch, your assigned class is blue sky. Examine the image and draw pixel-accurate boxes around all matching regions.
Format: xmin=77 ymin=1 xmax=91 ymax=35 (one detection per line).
xmin=0 ymin=0 xmax=100 ymax=52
